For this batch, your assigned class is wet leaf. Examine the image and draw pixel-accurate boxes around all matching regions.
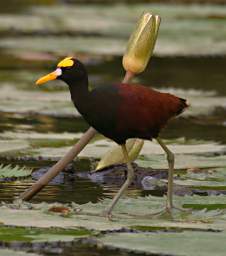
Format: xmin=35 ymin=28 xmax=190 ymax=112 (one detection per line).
xmin=0 ymin=85 xmax=75 ymax=117
xmin=97 ymin=231 xmax=226 ymax=256
xmin=1 ymin=131 xmax=82 ymax=141
xmin=1 ymin=195 xmax=226 ymax=232
xmin=173 ymin=179 xmax=226 ymax=188
xmin=170 ymin=167 xmax=226 ymax=189
xmin=0 ymin=226 xmax=92 ymax=243
xmin=137 ymin=154 xmax=226 ymax=170
xmin=0 ymin=164 xmax=32 ymax=179
xmin=0 ymin=249 xmax=39 ymax=256
xmin=0 ymin=140 xmax=29 ymax=155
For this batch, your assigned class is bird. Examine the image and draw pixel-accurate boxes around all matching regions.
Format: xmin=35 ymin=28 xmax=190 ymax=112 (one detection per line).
xmin=36 ymin=56 xmax=188 ymax=219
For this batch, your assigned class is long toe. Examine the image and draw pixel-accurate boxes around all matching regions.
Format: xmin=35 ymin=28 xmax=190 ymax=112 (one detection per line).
xmin=101 ymin=209 xmax=114 ymax=221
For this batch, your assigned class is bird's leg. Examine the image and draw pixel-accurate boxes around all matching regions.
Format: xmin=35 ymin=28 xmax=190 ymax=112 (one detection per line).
xmin=156 ymin=137 xmax=174 ymax=212
xmin=155 ymin=138 xmax=189 ymax=215
xmin=102 ymin=144 xmax=135 ymax=220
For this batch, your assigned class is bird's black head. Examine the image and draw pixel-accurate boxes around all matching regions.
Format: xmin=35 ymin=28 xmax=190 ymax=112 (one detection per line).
xmin=36 ymin=57 xmax=87 ymax=86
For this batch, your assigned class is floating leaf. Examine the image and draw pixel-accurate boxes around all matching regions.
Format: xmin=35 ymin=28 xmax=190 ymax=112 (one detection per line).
xmin=97 ymin=231 xmax=226 ymax=256
xmin=137 ymin=154 xmax=226 ymax=170
xmin=1 ymin=195 xmax=226 ymax=232
xmin=0 ymin=140 xmax=29 ymax=155
xmin=0 ymin=164 xmax=32 ymax=179
xmin=0 ymin=249 xmax=39 ymax=256
xmin=95 ymin=139 xmax=144 ymax=171
xmin=0 ymin=226 xmax=92 ymax=243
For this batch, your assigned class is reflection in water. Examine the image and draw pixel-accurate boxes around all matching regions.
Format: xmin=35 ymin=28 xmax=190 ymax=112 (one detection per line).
xmin=0 ymin=178 xmax=104 ymax=204
xmin=0 ymin=176 xmax=148 ymax=205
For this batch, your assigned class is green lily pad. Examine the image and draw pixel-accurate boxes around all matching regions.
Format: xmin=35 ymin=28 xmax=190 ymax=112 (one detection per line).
xmin=137 ymin=154 xmax=226 ymax=170
xmin=141 ymin=139 xmax=226 ymax=155
xmin=0 ymin=165 xmax=32 ymax=179
xmin=0 ymin=249 xmax=39 ymax=256
xmin=1 ymin=131 xmax=82 ymax=148
xmin=1 ymin=131 xmax=83 ymax=141
xmin=97 ymin=231 xmax=226 ymax=256
xmin=1 ymin=195 xmax=226 ymax=232
xmin=0 ymin=140 xmax=29 ymax=154
xmin=174 ymin=179 xmax=226 ymax=190
xmin=0 ymin=85 xmax=76 ymax=116
xmin=0 ymin=226 xmax=93 ymax=243
xmin=167 ymin=167 xmax=226 ymax=190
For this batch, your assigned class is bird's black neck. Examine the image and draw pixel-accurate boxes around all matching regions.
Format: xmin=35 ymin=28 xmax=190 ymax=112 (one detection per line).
xmin=67 ymin=75 xmax=92 ymax=116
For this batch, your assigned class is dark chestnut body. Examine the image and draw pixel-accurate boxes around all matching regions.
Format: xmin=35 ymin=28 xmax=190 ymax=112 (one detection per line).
xmin=67 ymin=67 xmax=187 ymax=144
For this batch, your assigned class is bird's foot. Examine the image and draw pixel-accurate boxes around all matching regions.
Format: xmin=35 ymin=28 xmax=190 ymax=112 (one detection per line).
xmin=74 ymin=208 xmax=113 ymax=220
xmin=150 ymin=205 xmax=192 ymax=218
xmin=171 ymin=205 xmax=192 ymax=213
xmin=101 ymin=209 xmax=114 ymax=221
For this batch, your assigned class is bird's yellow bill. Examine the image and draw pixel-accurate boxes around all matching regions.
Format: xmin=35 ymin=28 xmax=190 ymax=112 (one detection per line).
xmin=36 ymin=68 xmax=62 ymax=85
xmin=36 ymin=71 xmax=57 ymax=85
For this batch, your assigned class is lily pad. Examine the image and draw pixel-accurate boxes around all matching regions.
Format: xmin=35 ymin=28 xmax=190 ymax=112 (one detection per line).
xmin=1 ymin=131 xmax=82 ymax=149
xmin=0 ymin=85 xmax=76 ymax=117
xmin=1 ymin=131 xmax=83 ymax=140
xmin=137 ymin=154 xmax=226 ymax=170
xmin=0 ymin=249 xmax=39 ymax=256
xmin=96 ymin=231 xmax=226 ymax=256
xmin=0 ymin=226 xmax=93 ymax=243
xmin=0 ymin=164 xmax=32 ymax=179
xmin=1 ymin=195 xmax=226 ymax=232
xmin=0 ymin=140 xmax=29 ymax=154
xmin=140 ymin=139 xmax=226 ymax=155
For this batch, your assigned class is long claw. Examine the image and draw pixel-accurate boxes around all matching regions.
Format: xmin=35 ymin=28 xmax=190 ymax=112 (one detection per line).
xmin=101 ymin=209 xmax=114 ymax=221
xmin=150 ymin=205 xmax=192 ymax=218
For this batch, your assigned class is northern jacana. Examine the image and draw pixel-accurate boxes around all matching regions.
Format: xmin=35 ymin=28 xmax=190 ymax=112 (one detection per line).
xmin=36 ymin=57 xmax=188 ymax=218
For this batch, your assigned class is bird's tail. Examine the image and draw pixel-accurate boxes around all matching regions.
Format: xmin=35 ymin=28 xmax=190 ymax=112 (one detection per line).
xmin=176 ymin=98 xmax=189 ymax=115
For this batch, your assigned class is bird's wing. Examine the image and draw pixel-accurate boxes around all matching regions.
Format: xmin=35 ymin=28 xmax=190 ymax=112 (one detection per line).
xmin=116 ymin=83 xmax=186 ymax=137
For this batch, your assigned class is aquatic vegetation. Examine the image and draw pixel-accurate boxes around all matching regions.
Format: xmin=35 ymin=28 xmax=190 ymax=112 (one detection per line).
xmin=0 ymin=165 xmax=32 ymax=179
xmin=97 ymin=231 xmax=226 ymax=256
